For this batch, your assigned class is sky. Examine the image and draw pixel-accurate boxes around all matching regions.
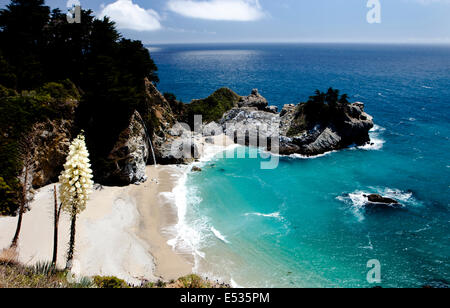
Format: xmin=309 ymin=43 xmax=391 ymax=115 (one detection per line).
xmin=1 ymin=0 xmax=450 ymax=44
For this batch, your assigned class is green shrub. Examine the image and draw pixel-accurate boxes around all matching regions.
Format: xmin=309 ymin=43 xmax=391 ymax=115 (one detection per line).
xmin=93 ymin=276 xmax=129 ymax=288
xmin=184 ymin=88 xmax=241 ymax=127
xmin=0 ymin=85 xmax=17 ymax=98
xmin=0 ymin=82 xmax=81 ymax=215
xmin=0 ymin=177 xmax=18 ymax=216
xmin=178 ymin=274 xmax=210 ymax=288
xmin=70 ymin=276 xmax=94 ymax=288
xmin=32 ymin=261 xmax=56 ymax=276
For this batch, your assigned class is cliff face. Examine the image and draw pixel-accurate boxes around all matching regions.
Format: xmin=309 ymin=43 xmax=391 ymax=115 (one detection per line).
xmin=103 ymin=111 xmax=150 ymax=185
xmin=20 ymin=84 xmax=374 ymax=190
xmin=280 ymin=101 xmax=374 ymax=155
xmin=143 ymin=79 xmax=186 ymax=165
xmin=31 ymin=119 xmax=74 ymax=187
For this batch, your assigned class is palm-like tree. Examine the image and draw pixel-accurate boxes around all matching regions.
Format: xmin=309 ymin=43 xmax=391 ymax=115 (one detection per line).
xmin=10 ymin=131 xmax=36 ymax=249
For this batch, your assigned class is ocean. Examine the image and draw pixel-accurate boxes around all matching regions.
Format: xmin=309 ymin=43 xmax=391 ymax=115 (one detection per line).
xmin=150 ymin=43 xmax=450 ymax=288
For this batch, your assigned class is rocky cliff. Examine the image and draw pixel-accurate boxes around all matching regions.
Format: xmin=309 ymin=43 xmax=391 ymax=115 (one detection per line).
xmin=103 ymin=111 xmax=150 ymax=185
xmin=30 ymin=119 xmax=74 ymax=187
xmin=214 ymin=89 xmax=374 ymax=156
xmin=23 ymin=85 xmax=374 ymax=190
xmin=151 ymin=87 xmax=374 ymax=161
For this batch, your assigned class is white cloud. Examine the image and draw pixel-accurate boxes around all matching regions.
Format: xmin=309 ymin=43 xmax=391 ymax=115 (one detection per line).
xmin=99 ymin=0 xmax=162 ymax=31
xmin=167 ymin=0 xmax=265 ymax=21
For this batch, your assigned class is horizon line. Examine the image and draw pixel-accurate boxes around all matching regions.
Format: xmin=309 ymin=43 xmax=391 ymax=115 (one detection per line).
xmin=145 ymin=40 xmax=450 ymax=46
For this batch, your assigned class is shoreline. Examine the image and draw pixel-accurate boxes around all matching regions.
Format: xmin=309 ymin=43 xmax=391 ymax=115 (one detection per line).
xmin=0 ymin=165 xmax=193 ymax=285
xmin=0 ymin=134 xmax=236 ymax=285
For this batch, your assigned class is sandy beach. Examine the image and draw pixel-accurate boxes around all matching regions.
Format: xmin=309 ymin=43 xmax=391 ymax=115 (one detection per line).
xmin=0 ymin=134 xmax=235 ymax=285
xmin=0 ymin=165 xmax=194 ymax=285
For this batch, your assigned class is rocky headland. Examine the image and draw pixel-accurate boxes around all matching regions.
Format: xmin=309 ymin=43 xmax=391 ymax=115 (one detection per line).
xmin=21 ymin=84 xmax=375 ymax=188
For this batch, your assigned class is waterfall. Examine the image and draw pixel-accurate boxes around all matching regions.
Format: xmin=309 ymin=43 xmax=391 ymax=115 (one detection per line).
xmin=149 ymin=138 xmax=157 ymax=167
xmin=139 ymin=113 xmax=157 ymax=167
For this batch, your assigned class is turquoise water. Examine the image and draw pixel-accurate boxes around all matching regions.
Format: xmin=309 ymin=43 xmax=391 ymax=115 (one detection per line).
xmin=151 ymin=44 xmax=450 ymax=288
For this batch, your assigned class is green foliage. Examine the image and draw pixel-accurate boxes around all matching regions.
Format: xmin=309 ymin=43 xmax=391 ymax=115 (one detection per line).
xmin=164 ymin=92 xmax=186 ymax=117
xmin=0 ymin=0 xmax=50 ymax=89
xmin=93 ymin=276 xmax=129 ymax=288
xmin=0 ymin=177 xmax=17 ymax=216
xmin=0 ymin=82 xmax=78 ymax=215
xmin=287 ymin=88 xmax=351 ymax=137
xmin=39 ymin=80 xmax=80 ymax=101
xmin=178 ymin=274 xmax=210 ymax=288
xmin=0 ymin=0 xmax=161 ymax=190
xmin=70 ymin=276 xmax=94 ymax=289
xmin=0 ymin=84 xmax=17 ymax=98
xmin=0 ymin=261 xmax=228 ymax=288
xmin=0 ymin=53 xmax=17 ymax=89
xmin=32 ymin=261 xmax=56 ymax=276
xmin=184 ymin=88 xmax=240 ymax=127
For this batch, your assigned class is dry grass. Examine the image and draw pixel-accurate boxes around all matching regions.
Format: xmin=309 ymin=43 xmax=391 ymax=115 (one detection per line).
xmin=0 ymin=259 xmax=230 ymax=289
xmin=0 ymin=247 xmax=18 ymax=265
xmin=0 ymin=263 xmax=65 ymax=288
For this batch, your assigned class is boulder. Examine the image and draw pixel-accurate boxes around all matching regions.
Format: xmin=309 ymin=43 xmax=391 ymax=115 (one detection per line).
xmin=191 ymin=166 xmax=202 ymax=172
xmin=238 ymin=89 xmax=268 ymax=111
xmin=366 ymin=194 xmax=399 ymax=204
xmin=265 ymin=105 xmax=278 ymax=114
xmin=105 ymin=111 xmax=150 ymax=185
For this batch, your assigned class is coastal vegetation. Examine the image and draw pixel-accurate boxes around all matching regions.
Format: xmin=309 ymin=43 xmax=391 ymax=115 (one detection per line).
xmin=181 ymin=88 xmax=241 ymax=127
xmin=0 ymin=0 xmax=159 ymax=214
xmin=287 ymin=88 xmax=351 ymax=136
xmin=0 ymin=258 xmax=228 ymax=288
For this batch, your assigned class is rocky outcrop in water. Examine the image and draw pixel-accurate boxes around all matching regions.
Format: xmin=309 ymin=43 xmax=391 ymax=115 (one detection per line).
xmin=238 ymin=89 xmax=278 ymax=113
xmin=218 ymin=89 xmax=374 ymax=156
xmin=366 ymin=194 xmax=399 ymax=205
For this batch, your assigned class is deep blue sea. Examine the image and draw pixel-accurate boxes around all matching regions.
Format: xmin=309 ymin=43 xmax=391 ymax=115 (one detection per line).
xmin=151 ymin=44 xmax=450 ymax=288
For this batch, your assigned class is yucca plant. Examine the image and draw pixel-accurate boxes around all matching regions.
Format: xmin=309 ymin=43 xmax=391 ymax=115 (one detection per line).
xmin=59 ymin=132 xmax=93 ymax=270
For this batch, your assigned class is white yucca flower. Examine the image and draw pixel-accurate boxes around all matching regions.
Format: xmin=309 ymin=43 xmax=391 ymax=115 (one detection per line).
xmin=59 ymin=132 xmax=93 ymax=215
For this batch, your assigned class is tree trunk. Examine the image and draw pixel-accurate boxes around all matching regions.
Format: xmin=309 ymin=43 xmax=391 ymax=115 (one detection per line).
xmin=66 ymin=206 xmax=77 ymax=270
xmin=52 ymin=185 xmax=62 ymax=267
xmin=10 ymin=164 xmax=29 ymax=249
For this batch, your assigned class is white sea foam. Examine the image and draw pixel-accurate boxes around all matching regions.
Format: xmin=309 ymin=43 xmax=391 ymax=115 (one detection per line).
xmin=337 ymin=187 xmax=418 ymax=221
xmin=336 ymin=191 xmax=367 ymax=222
xmin=211 ymin=227 xmax=231 ymax=244
xmin=244 ymin=212 xmax=283 ymax=220
xmin=357 ymin=124 xmax=385 ymax=151
xmin=199 ymin=143 xmax=240 ymax=164
xmin=164 ymin=141 xmax=239 ymax=274
xmin=359 ymin=233 xmax=374 ymax=250
xmin=421 ymin=85 xmax=433 ymax=89
xmin=288 ymin=151 xmax=335 ymax=159
xmin=230 ymin=278 xmax=243 ymax=288
xmin=162 ymin=166 xmax=207 ymax=266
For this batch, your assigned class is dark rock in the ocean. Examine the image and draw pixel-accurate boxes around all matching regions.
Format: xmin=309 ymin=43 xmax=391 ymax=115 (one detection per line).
xmin=238 ymin=89 xmax=268 ymax=111
xmin=104 ymin=111 xmax=150 ymax=185
xmin=367 ymin=194 xmax=399 ymax=204
xmin=191 ymin=166 xmax=202 ymax=172
xmin=283 ymin=100 xmax=374 ymax=156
